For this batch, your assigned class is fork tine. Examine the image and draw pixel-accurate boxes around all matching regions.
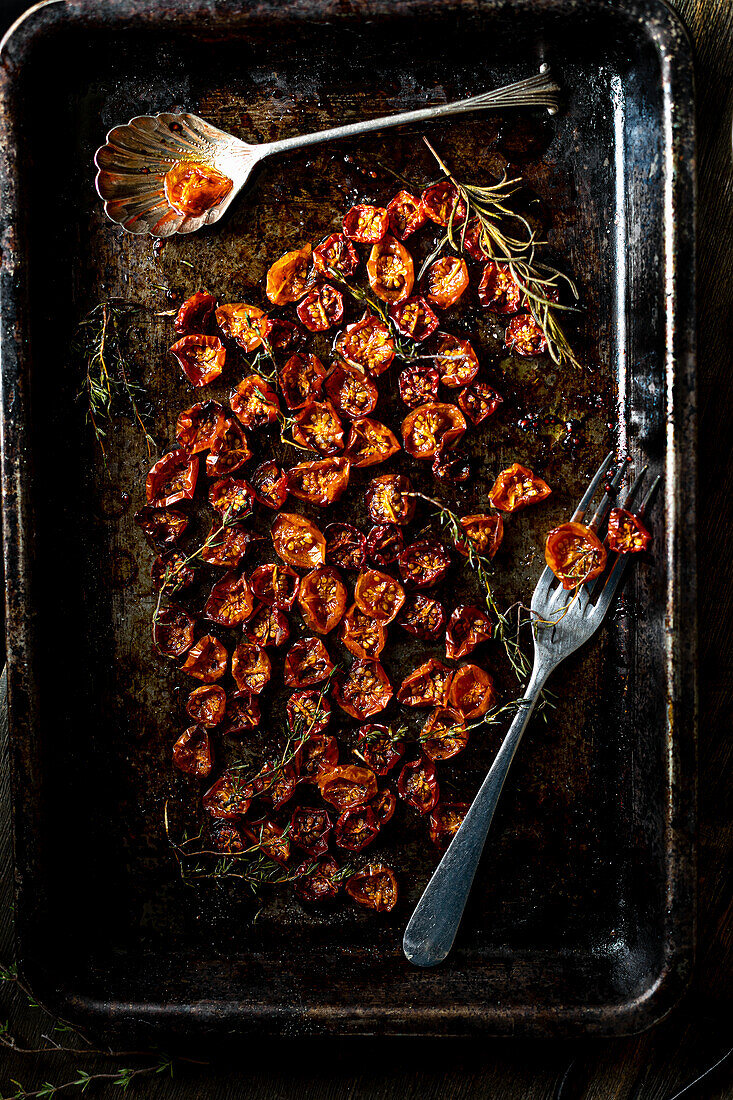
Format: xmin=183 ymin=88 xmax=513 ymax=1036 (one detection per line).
xmin=593 ymin=554 xmax=629 ymax=616
xmin=570 ymin=452 xmax=615 ymax=522
xmin=635 ymin=474 xmax=661 ymax=518
xmin=587 ymin=459 xmax=629 ymax=532
xmin=618 ymin=465 xmax=648 ymax=510
xmin=589 ymin=471 xmax=660 ymax=602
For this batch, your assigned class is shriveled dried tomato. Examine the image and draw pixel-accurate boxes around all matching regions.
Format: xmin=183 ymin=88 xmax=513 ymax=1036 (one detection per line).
xmin=242 ymin=818 xmax=290 ymax=864
xmin=344 ymin=418 xmax=400 ymax=467
xmin=292 ymin=400 xmax=344 ymax=455
xmin=340 ymin=603 xmax=386 ymax=660
xmin=284 ymin=636 xmax=334 ymax=688
xmin=231 ymin=641 xmax=271 ymax=694
xmin=367 ymin=235 xmax=415 ymax=303
xmin=208 ymin=477 xmax=252 ymax=519
xmin=272 ymin=512 xmax=326 ymax=570
xmin=248 ymin=460 xmax=288 ymax=510
xmin=421 ymin=180 xmax=467 ymax=227
xmin=215 ymin=303 xmax=267 ymax=352
xmin=152 ymin=605 xmax=195 ymax=658
xmin=290 ymin=807 xmax=333 ymax=856
xmin=299 ymin=734 xmax=339 ymax=781
xmin=365 ymin=474 xmax=415 ymax=526
xmin=386 ymin=190 xmax=426 ymax=240
xmin=398 ymin=594 xmax=446 ymax=640
xmin=398 ymin=538 xmax=452 ymax=589
xmin=505 ymin=313 xmax=547 ymax=357
xmin=262 ymin=317 xmax=306 ymax=355
xmin=448 ymin=663 xmax=496 ymax=718
xmin=489 ymin=463 xmax=551 ymax=512
xmin=432 ymin=449 xmax=472 ymax=484
xmin=173 ymin=725 xmax=213 ymax=778
xmin=397 ymin=658 xmax=454 ymax=708
xmin=354 ymin=568 xmax=405 ymax=623
xmin=334 ymin=806 xmax=380 ymax=851
xmin=390 ymin=296 xmax=439 ymax=342
xmin=334 ymin=314 xmax=395 ymax=376
xmin=202 ymin=769 xmax=251 ymax=820
xmin=204 ymin=570 xmax=254 ymax=627
xmin=249 ymin=563 xmax=300 ymax=608
xmin=317 ymin=764 xmax=378 ymax=809
xmin=170 ymin=334 xmax=226 ymax=387
xmin=151 ymin=551 xmax=194 ymax=594
xmin=433 ymin=333 xmax=480 ymax=388
xmin=424 ymin=257 xmax=469 ymax=309
xmin=164 ymin=161 xmax=232 ymax=216
xmin=313 ymin=232 xmax=359 ymax=279
xmin=230 ymin=375 xmax=280 ymax=429
xmin=429 ymin=802 xmax=469 ymax=846
xmin=298 ymin=566 xmax=347 ymax=634
xmin=366 ymin=524 xmax=404 ymax=568
xmin=324 ymin=363 xmax=379 ymax=420
xmin=398 ymin=363 xmax=440 ymax=408
xmin=545 ymin=521 xmax=607 ymax=589
xmin=420 ymin=707 xmax=468 ymax=761
xmin=286 ymin=690 xmax=331 ymax=736
xmin=209 ymin=820 xmax=245 ymax=853
xmin=455 ymin=513 xmax=504 ymax=559
xmin=174 ymin=291 xmax=217 ymax=335
xmin=205 ymin=418 xmax=251 ymax=477
xmin=478 ymin=261 xmax=522 ymax=313
xmin=222 ymin=692 xmax=261 ymax=735
xmin=371 ymin=788 xmax=397 ymax=824
xmin=325 ymin=523 xmax=366 ymax=571
xmin=244 ymin=603 xmax=290 ymax=647
xmin=458 ymin=381 xmax=503 ymax=425
xmin=343 ymin=204 xmax=388 ymax=243
xmin=606 ymin=509 xmax=652 ymax=554
xmin=135 ymin=506 xmax=188 ymax=547
xmin=296 ymin=283 xmax=344 ymax=331
xmin=286 ymin=457 xmax=350 ymax=506
xmin=345 ymin=863 xmax=398 ymax=911
xmin=398 ymin=757 xmax=439 ymax=815
xmin=402 ymin=403 xmax=467 ymax=460
xmin=461 ymin=217 xmax=489 ymax=262
xmin=279 ymin=353 xmax=326 ymax=410
xmin=186 ymin=684 xmax=227 ymax=728
xmin=200 ymin=523 xmax=255 ymax=568
xmin=333 ymin=659 xmax=393 ymax=720
xmin=446 ymin=605 xmax=493 ymax=659
xmin=182 ymin=635 xmax=228 ymax=682
xmin=267 ymin=765 xmax=300 ymax=811
xmin=294 ymin=856 xmax=341 ymax=903
xmin=176 ymin=401 xmax=226 ymax=453
xmin=266 ymin=244 xmax=313 ymax=305
xmin=146 ymin=449 xmax=198 ymax=507
xmin=357 ymin=724 xmax=405 ymax=775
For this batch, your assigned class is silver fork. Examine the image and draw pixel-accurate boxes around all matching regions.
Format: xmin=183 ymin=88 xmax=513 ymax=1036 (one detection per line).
xmin=403 ymin=452 xmax=660 ymax=968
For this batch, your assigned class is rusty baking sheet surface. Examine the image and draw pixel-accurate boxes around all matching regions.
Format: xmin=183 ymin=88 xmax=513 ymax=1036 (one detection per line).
xmin=0 ymin=0 xmax=695 ymax=1039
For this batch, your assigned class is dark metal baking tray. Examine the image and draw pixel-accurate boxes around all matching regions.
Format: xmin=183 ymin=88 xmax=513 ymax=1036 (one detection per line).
xmin=0 ymin=0 xmax=695 ymax=1040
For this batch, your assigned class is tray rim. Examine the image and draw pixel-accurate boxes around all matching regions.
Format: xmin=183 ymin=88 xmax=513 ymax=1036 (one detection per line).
xmin=0 ymin=0 xmax=697 ymax=1040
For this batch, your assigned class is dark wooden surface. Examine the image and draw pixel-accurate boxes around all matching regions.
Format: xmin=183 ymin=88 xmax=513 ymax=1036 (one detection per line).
xmin=1 ymin=0 xmax=731 ymax=1095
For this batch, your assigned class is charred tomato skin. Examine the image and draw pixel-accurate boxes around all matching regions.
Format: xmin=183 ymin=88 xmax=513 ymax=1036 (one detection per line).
xmin=174 ymin=291 xmax=217 ymax=335
xmin=334 ymin=805 xmax=380 ymax=852
xmin=445 ymin=605 xmax=493 ymax=660
xmin=386 ymin=190 xmax=426 ymax=240
xmin=398 ymin=363 xmax=440 ymax=408
xmin=170 ymin=334 xmax=226 ymax=387
xmin=172 ymin=725 xmax=213 ymax=778
xmin=146 ymin=449 xmax=198 ymax=507
xmin=398 ymin=538 xmax=452 ymax=589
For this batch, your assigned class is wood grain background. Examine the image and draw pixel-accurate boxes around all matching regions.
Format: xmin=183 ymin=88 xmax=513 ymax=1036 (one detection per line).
xmin=0 ymin=0 xmax=731 ymax=1095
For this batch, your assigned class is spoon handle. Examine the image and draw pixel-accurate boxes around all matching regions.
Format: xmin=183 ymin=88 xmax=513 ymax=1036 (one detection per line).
xmin=262 ymin=69 xmax=559 ymax=158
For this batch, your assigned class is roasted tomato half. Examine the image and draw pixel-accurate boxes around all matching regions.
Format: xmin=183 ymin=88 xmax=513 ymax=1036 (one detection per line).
xmin=505 ymin=312 xmax=547 ymax=357
xmin=181 ymin=635 xmax=228 ymax=682
xmin=284 ymin=636 xmax=334 ymax=688
xmin=334 ymin=806 xmax=380 ymax=852
xmin=458 ymin=381 xmax=503 ymax=425
xmin=176 ymin=400 xmax=226 ymax=453
xmin=204 ymin=570 xmax=255 ymax=627
xmin=231 ymin=641 xmax=272 ymax=694
xmin=397 ymin=658 xmax=454 ymax=708
xmin=433 ymin=333 xmax=480 ymax=388
xmin=172 ymin=725 xmax=213 ymax=778
xmin=333 ymin=659 xmax=393 ymax=720
xmin=174 ymin=291 xmax=217 ymax=335
xmin=448 ymin=663 xmax=496 ymax=718
xmin=250 ymin=563 xmax=300 ymax=608
xmin=286 ymin=457 xmax=351 ymax=507
xmin=402 ymin=403 xmax=467 ymax=460
xmin=209 ymin=821 xmax=245 ymax=853
xmin=345 ymin=863 xmax=398 ymax=912
xmin=152 ymin=605 xmax=195 ymax=658
xmin=135 ymin=506 xmax=188 ymax=547
xmin=461 ymin=217 xmax=489 ymax=262
xmin=151 ymin=550 xmax=194 ymax=594
xmin=345 ymin=418 xmax=401 ymax=468
xmin=272 ymin=512 xmax=326 ymax=570
xmin=325 ymin=523 xmax=366 ymax=571
xmin=354 ymin=568 xmax=405 ymax=623
xmin=367 ymin=235 xmax=415 ymax=304
xmin=299 ymin=734 xmax=339 ymax=782
xmin=242 ymin=818 xmax=290 ymax=865
xmin=424 ymin=257 xmax=469 ymax=309
xmin=357 ymin=724 xmax=405 ymax=775
xmin=248 ymin=460 xmax=289 ymax=510
xmin=146 ymin=449 xmax=198 ymax=507
xmin=421 ymin=180 xmax=467 ymax=226
xmin=371 ymin=788 xmax=397 ymax=825
xmin=389 ymin=296 xmax=438 ymax=344
xmin=267 ymin=764 xmax=300 ymax=811
xmin=398 ymin=757 xmax=439 ymax=814
xmin=279 ymin=353 xmax=327 ymax=410
xmin=343 ymin=204 xmax=388 ymax=243
xmin=334 ymin=313 xmax=395 ymax=377
xmin=164 ymin=160 xmax=232 ymax=216
xmin=287 ymin=689 xmax=331 ymax=736
xmin=292 ymin=400 xmax=344 ymax=456
xmin=230 ymin=375 xmax=280 ymax=428
xmin=221 ymin=692 xmax=261 ymax=735
xmin=366 ymin=524 xmax=404 ymax=567
xmin=290 ymin=807 xmax=333 ymax=857
xmin=265 ymin=244 xmax=313 ymax=305
xmin=386 ymin=190 xmax=426 ymax=240
xmin=186 ymin=684 xmax=227 ymax=728
xmin=215 ymin=303 xmax=267 ymax=352
xmin=545 ymin=521 xmax=608 ymax=589
xmin=366 ymin=474 xmax=415 ymax=526
xmin=297 ymin=566 xmax=347 ymax=634
xmin=208 ymin=477 xmax=252 ymax=519
xmin=340 ymin=603 xmax=386 ymax=660
xmin=324 ymin=362 xmax=379 ymax=420
xmin=262 ymin=317 xmax=306 ymax=354
xmin=455 ymin=513 xmax=504 ymax=560
xmin=420 ymin=706 xmax=468 ymax=761
xmin=398 ymin=538 xmax=452 ymax=589
xmin=429 ymin=802 xmax=469 ymax=846
xmin=606 ymin=508 xmax=652 ymax=554
xmin=294 ymin=855 xmax=342 ymax=903
xmin=244 ymin=603 xmax=290 ymax=647
xmin=202 ymin=769 xmax=251 ymax=820
xmin=313 ymin=232 xmax=359 ymax=279
xmin=489 ymin=463 xmax=552 ymax=512
xmin=205 ymin=418 xmax=251 ymax=477
xmin=478 ymin=261 xmax=522 ymax=313
xmin=317 ymin=764 xmax=378 ymax=810
xmin=200 ymin=523 xmax=255 ymax=569
xmin=432 ymin=449 xmax=472 ymax=484
xmin=296 ymin=283 xmax=344 ymax=331
xmin=398 ymin=363 xmax=440 ymax=408
xmin=398 ymin=594 xmax=446 ymax=640
xmin=446 ymin=605 xmax=493 ymax=659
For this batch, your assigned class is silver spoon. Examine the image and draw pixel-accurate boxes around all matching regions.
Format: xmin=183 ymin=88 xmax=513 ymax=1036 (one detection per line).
xmin=94 ymin=67 xmax=559 ymax=238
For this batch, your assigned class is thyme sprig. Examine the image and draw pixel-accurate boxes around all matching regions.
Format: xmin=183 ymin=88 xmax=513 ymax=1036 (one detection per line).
xmin=152 ymin=504 xmax=241 ymax=624
xmin=324 ymin=266 xmax=425 ymax=365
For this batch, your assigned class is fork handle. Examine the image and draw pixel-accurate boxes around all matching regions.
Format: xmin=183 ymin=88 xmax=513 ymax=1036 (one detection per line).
xmin=402 ymin=659 xmax=551 ymax=968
